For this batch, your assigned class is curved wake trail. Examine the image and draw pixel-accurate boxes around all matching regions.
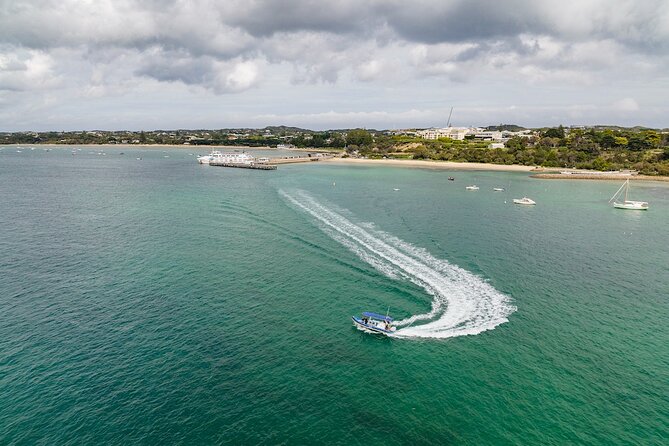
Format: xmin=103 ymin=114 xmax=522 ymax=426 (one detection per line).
xmin=280 ymin=190 xmax=515 ymax=339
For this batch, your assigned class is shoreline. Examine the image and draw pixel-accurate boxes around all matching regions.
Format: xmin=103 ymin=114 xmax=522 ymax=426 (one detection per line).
xmin=1 ymin=143 xmax=339 ymax=153
xmin=5 ymin=144 xmax=668 ymax=181
xmin=530 ymin=173 xmax=669 ymax=182
xmin=2 ymin=143 xmax=276 ymax=150
xmin=320 ymin=158 xmax=669 ymax=181
xmin=321 ymin=157 xmax=536 ymax=172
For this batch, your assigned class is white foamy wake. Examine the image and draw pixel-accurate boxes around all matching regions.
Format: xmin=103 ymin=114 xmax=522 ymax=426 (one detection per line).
xmin=280 ymin=189 xmax=516 ymax=339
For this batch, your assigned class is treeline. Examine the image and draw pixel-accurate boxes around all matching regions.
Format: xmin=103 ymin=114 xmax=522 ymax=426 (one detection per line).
xmin=0 ymin=129 xmax=352 ymax=149
xmin=348 ymin=127 xmax=669 ymax=176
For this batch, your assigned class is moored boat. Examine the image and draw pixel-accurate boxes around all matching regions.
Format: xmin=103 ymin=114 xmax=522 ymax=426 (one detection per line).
xmin=197 ymin=150 xmax=255 ymax=165
xmin=493 ymin=187 xmax=505 ymax=191
xmin=352 ymin=312 xmax=396 ymax=335
xmin=609 ymin=179 xmax=648 ymax=210
xmin=465 ymin=185 xmax=479 ymax=190
xmin=513 ymin=197 xmax=536 ymax=205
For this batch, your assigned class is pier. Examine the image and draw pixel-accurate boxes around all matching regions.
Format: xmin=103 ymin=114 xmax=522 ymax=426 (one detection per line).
xmin=268 ymin=155 xmax=332 ymax=165
xmin=209 ymin=162 xmax=277 ymax=170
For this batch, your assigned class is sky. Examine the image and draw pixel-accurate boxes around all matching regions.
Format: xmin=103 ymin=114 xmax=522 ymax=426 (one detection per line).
xmin=1 ymin=0 xmax=668 ymax=131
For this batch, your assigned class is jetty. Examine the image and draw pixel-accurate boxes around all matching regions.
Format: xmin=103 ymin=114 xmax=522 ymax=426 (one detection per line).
xmin=209 ymin=162 xmax=277 ymax=170
xmin=268 ymin=155 xmax=332 ymax=165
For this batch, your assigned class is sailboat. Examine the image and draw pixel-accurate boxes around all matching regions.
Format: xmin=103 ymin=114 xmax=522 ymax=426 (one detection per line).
xmin=609 ymin=179 xmax=648 ymax=210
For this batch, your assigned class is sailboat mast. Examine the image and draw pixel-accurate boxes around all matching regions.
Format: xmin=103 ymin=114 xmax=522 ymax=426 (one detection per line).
xmin=625 ymin=179 xmax=629 ymax=202
xmin=609 ymin=181 xmax=626 ymax=203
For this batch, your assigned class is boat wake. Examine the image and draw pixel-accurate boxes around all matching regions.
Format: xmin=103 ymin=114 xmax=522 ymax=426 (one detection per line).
xmin=280 ymin=190 xmax=515 ymax=339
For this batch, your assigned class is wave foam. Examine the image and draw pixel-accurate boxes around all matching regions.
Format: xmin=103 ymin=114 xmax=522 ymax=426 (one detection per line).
xmin=280 ymin=190 xmax=515 ymax=339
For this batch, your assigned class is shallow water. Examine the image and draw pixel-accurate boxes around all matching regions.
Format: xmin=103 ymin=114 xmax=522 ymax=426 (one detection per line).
xmin=1 ymin=146 xmax=668 ymax=444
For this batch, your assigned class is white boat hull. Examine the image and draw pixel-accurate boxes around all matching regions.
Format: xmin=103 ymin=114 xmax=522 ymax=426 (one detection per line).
xmin=351 ymin=317 xmax=396 ymax=336
xmin=609 ymin=180 xmax=649 ymax=210
xmin=613 ymin=201 xmax=648 ymax=210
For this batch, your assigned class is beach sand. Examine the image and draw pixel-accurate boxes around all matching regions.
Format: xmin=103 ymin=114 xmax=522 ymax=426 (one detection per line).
xmin=322 ymin=157 xmax=535 ymax=172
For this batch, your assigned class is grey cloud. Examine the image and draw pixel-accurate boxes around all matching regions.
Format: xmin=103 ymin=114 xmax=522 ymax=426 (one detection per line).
xmin=135 ymin=52 xmax=215 ymax=85
xmin=224 ymin=0 xmax=374 ymax=37
xmin=380 ymin=0 xmax=540 ymax=44
xmin=0 ymin=0 xmax=667 ymax=129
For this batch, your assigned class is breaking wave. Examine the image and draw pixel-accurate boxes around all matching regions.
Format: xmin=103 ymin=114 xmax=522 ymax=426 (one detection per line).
xmin=280 ymin=189 xmax=515 ymax=339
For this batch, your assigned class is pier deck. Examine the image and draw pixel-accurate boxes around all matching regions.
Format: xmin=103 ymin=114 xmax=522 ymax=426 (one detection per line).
xmin=209 ymin=162 xmax=277 ymax=170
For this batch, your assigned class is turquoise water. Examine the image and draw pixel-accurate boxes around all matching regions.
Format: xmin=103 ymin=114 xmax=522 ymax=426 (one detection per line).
xmin=1 ymin=146 xmax=668 ymax=445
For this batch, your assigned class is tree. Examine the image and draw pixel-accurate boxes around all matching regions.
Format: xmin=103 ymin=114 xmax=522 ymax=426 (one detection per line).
xmin=346 ymin=129 xmax=373 ymax=148
xmin=329 ymin=133 xmax=345 ymax=148
xmin=614 ymin=136 xmax=628 ymax=148
xmin=641 ymin=130 xmax=661 ymax=148
xmin=628 ymin=135 xmax=650 ymax=151
xmin=662 ymin=147 xmax=669 ymax=161
xmin=543 ymin=125 xmax=565 ymax=139
xmin=600 ymin=133 xmax=616 ymax=148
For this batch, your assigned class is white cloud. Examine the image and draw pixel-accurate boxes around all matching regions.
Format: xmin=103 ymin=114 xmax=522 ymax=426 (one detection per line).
xmin=612 ymin=98 xmax=640 ymax=112
xmin=219 ymin=60 xmax=261 ymax=92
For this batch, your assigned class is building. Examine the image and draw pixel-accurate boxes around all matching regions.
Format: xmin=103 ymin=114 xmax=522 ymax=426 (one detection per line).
xmin=417 ymin=127 xmax=471 ymax=140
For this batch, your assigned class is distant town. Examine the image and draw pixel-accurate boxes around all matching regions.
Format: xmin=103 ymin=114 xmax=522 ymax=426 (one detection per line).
xmin=3 ymin=124 xmax=669 ymax=175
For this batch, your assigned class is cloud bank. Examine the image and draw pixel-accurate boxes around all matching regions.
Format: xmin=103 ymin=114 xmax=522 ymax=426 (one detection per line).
xmin=1 ymin=0 xmax=668 ymax=129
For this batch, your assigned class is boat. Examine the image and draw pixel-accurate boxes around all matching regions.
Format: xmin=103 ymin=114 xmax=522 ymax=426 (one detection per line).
xmin=609 ymin=179 xmax=648 ymax=210
xmin=197 ymin=150 xmax=255 ymax=165
xmin=513 ymin=197 xmax=536 ymax=205
xmin=352 ymin=312 xmax=397 ymax=335
xmin=493 ymin=187 xmax=505 ymax=192
xmin=393 ymin=188 xmax=400 ymax=191
xmin=197 ymin=150 xmax=221 ymax=164
xmin=448 ymin=177 xmax=455 ymax=181
xmin=465 ymin=185 xmax=479 ymax=190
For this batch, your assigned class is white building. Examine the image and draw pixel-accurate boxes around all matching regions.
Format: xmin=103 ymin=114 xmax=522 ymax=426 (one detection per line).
xmin=472 ymin=131 xmax=503 ymax=141
xmin=417 ymin=127 xmax=471 ymax=140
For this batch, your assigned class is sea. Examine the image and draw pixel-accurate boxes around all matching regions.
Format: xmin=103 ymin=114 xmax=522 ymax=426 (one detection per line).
xmin=1 ymin=145 xmax=667 ymax=445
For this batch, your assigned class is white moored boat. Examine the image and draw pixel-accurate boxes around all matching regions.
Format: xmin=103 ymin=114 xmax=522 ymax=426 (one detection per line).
xmin=465 ymin=185 xmax=479 ymax=190
xmin=493 ymin=187 xmax=505 ymax=191
xmin=352 ymin=312 xmax=397 ymax=336
xmin=609 ymin=179 xmax=648 ymax=210
xmin=197 ymin=150 xmax=255 ymax=165
xmin=513 ymin=197 xmax=536 ymax=205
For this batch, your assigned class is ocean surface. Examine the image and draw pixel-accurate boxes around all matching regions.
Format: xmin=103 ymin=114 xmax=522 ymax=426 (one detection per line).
xmin=1 ymin=145 xmax=668 ymax=445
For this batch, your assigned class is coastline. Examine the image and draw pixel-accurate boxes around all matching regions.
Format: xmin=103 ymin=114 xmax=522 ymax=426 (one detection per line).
xmin=5 ymin=143 xmax=668 ymax=181
xmin=320 ymin=158 xmax=669 ymax=181
xmin=530 ymin=173 xmax=669 ymax=182
xmin=2 ymin=143 xmax=275 ymax=150
xmin=321 ymin=157 xmax=535 ymax=172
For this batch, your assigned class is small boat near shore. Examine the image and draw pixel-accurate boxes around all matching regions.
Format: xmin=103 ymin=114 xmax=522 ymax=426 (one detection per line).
xmin=352 ymin=312 xmax=396 ymax=335
xmin=609 ymin=179 xmax=648 ymax=210
xmin=465 ymin=185 xmax=479 ymax=190
xmin=513 ymin=197 xmax=536 ymax=205
xmin=493 ymin=187 xmax=505 ymax=192
xmin=448 ymin=177 xmax=455 ymax=181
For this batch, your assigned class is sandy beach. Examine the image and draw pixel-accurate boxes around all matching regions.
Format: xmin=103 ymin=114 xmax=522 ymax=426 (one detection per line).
xmin=322 ymin=157 xmax=535 ymax=172
xmin=531 ymin=173 xmax=669 ymax=182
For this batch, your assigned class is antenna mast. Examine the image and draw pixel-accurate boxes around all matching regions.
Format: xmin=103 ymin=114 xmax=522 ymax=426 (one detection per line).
xmin=446 ymin=107 xmax=453 ymax=128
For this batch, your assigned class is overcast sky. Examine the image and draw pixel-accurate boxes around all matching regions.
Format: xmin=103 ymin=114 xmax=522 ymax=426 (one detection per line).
xmin=1 ymin=0 xmax=668 ymax=131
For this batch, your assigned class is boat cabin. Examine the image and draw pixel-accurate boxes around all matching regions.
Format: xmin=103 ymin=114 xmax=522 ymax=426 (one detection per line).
xmin=352 ymin=312 xmax=396 ymax=334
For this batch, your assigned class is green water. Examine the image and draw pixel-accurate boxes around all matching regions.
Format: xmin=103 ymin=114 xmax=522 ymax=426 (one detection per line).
xmin=1 ymin=146 xmax=668 ymax=445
